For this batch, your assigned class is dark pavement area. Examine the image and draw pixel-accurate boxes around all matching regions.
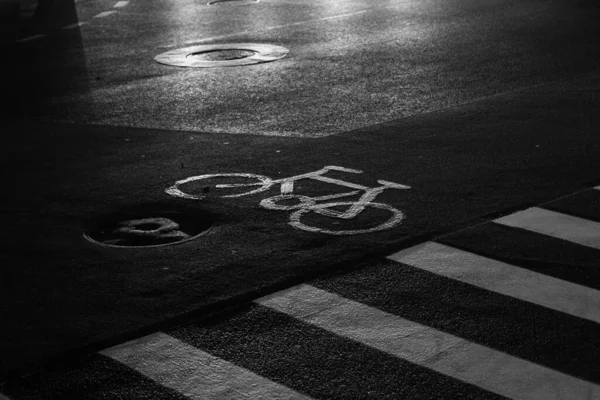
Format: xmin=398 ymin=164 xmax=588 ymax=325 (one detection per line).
xmin=4 ymin=193 xmax=600 ymax=398
xmin=3 ymin=71 xmax=600 ymax=377
xmin=2 ymin=0 xmax=600 ymax=385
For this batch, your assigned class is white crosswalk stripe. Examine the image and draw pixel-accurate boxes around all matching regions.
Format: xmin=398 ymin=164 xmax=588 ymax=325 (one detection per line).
xmin=101 ymin=332 xmax=313 ymax=400
xmin=389 ymin=241 xmax=600 ymax=324
xmin=258 ymin=284 xmax=600 ymax=400
xmin=495 ymin=207 xmax=600 ymax=250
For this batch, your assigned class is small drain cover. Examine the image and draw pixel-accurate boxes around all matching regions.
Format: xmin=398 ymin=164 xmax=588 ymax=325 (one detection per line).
xmin=208 ymin=0 xmax=259 ymax=5
xmin=85 ymin=208 xmax=212 ymax=248
xmin=155 ymin=43 xmax=289 ymax=68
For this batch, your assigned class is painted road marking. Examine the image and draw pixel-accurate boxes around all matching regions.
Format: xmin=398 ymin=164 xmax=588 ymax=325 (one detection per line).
xmin=495 ymin=207 xmax=600 ymax=250
xmin=101 ymin=332 xmax=313 ymax=400
xmin=21 ymin=0 xmax=127 ymax=40
xmin=94 ymin=10 xmax=117 ymax=18
xmin=262 ymin=10 xmax=369 ymax=31
xmin=258 ymin=284 xmax=600 ymax=400
xmin=62 ymin=22 xmax=87 ymax=29
xmin=388 ymin=242 xmax=600 ymax=324
xmin=16 ymin=34 xmax=45 ymax=43
xmin=185 ymin=10 xmax=369 ymax=44
xmin=166 ymin=166 xmax=409 ymax=235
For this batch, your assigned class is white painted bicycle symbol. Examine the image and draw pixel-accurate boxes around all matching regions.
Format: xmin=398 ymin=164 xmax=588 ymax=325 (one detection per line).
xmin=165 ymin=166 xmax=410 ymax=235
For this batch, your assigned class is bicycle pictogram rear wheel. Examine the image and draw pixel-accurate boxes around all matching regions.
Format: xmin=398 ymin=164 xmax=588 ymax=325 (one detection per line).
xmin=289 ymin=201 xmax=404 ymax=235
xmin=166 ymin=173 xmax=273 ymax=199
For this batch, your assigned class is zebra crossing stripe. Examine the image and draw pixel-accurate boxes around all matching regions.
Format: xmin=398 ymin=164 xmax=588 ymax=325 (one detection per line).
xmin=100 ymin=332 xmax=313 ymax=400
xmin=258 ymin=284 xmax=600 ymax=400
xmin=388 ymin=242 xmax=600 ymax=324
xmin=495 ymin=207 xmax=600 ymax=250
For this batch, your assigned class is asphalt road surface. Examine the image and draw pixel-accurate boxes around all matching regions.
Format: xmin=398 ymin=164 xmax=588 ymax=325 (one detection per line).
xmin=3 ymin=188 xmax=600 ymax=398
xmin=2 ymin=0 xmax=600 ymax=397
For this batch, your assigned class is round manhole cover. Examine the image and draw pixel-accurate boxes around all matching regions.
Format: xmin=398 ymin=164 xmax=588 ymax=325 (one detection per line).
xmin=85 ymin=208 xmax=213 ymax=248
xmin=208 ymin=0 xmax=259 ymax=5
xmin=155 ymin=43 xmax=289 ymax=68
xmin=189 ymin=49 xmax=256 ymax=62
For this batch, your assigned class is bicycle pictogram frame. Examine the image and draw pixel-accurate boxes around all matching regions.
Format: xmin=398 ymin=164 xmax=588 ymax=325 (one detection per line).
xmin=165 ymin=165 xmax=410 ymax=235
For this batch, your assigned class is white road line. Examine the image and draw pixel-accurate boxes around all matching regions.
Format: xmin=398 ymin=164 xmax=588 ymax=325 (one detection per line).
xmin=185 ymin=9 xmax=373 ymax=44
xmin=388 ymin=242 xmax=600 ymax=324
xmin=495 ymin=207 xmax=600 ymax=250
xmin=101 ymin=332 xmax=313 ymax=400
xmin=180 ymin=1 xmax=417 ymax=45
xmin=94 ymin=10 xmax=117 ymax=18
xmin=114 ymin=1 xmax=129 ymax=7
xmin=62 ymin=22 xmax=87 ymax=29
xmin=258 ymin=285 xmax=600 ymax=400
xmin=595 ymin=186 xmax=600 ymax=190
xmin=264 ymin=9 xmax=368 ymax=30
xmin=16 ymin=34 xmax=45 ymax=43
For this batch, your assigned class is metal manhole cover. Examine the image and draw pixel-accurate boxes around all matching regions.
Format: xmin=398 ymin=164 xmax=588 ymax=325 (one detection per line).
xmin=154 ymin=43 xmax=289 ymax=68
xmin=190 ymin=49 xmax=256 ymax=62
xmin=208 ymin=0 xmax=259 ymax=5
xmin=84 ymin=208 xmax=213 ymax=248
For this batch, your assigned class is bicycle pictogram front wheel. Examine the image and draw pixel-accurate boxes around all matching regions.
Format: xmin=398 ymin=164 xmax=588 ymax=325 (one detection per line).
xmin=288 ymin=201 xmax=404 ymax=235
xmin=166 ymin=173 xmax=274 ymax=199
